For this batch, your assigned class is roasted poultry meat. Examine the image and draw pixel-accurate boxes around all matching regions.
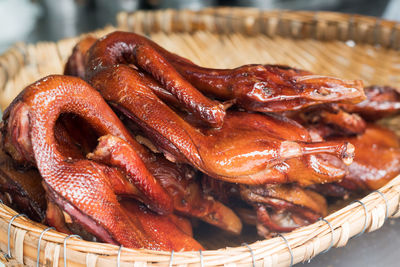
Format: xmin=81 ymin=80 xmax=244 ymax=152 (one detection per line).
xmin=1 ymin=30 xmax=400 ymax=248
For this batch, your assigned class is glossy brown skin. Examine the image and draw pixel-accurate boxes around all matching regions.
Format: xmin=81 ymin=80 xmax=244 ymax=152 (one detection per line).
xmin=339 ymin=85 xmax=400 ymax=121
xmin=64 ymin=36 xmax=183 ymax=109
xmin=90 ymin=65 xmax=355 ymax=185
xmin=120 ymin=200 xmax=203 ymax=251
xmin=49 ymin=104 xmax=241 ymax=236
xmin=85 ymin=32 xmax=225 ymax=128
xmin=64 ymin=36 xmax=97 ymax=79
xmin=86 ymin=31 xmax=365 ymax=113
xmin=292 ymin=104 xmax=367 ymax=138
xmin=89 ymin=134 xmax=242 ymax=234
xmin=204 ymin=179 xmax=327 ymax=235
xmin=300 ymin=85 xmax=400 ymax=139
xmin=45 ymin=194 xmax=202 ymax=251
xmin=311 ymin=125 xmax=400 ymax=197
xmin=1 ymin=75 xmax=179 ymax=249
xmin=171 ymin=62 xmax=366 ymax=112
xmin=68 ymin=48 xmax=242 ymax=234
xmin=335 ymin=125 xmax=400 ymax=192
xmin=0 ymin=150 xmax=46 ymax=223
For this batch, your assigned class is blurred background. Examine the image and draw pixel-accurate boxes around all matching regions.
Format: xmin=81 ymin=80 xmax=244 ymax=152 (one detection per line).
xmin=1 ymin=0 xmax=400 ymax=53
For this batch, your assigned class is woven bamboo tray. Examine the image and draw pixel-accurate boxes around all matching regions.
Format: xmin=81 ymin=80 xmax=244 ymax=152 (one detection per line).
xmin=1 ymin=7 xmax=400 ymax=267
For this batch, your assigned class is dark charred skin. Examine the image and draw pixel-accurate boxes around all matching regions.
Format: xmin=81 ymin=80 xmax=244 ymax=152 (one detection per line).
xmin=85 ymin=32 xmax=226 ymax=128
xmin=90 ymin=64 xmax=354 ymax=186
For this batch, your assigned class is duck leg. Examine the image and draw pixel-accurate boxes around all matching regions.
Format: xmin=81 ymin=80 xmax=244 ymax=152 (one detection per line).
xmin=1 ymin=75 xmax=178 ymax=249
xmin=85 ymin=32 xmax=225 ymax=128
xmin=89 ymin=134 xmax=243 ymax=234
xmin=90 ymin=65 xmax=353 ymax=185
xmin=85 ymin=31 xmax=365 ymax=114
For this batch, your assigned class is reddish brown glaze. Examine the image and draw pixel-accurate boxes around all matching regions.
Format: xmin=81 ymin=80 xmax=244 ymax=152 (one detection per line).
xmin=240 ymin=184 xmax=327 ymax=235
xmin=64 ymin=36 xmax=97 ymax=79
xmin=172 ymin=63 xmax=366 ymax=112
xmin=311 ymin=125 xmax=400 ymax=197
xmin=85 ymin=32 xmax=225 ymax=127
xmin=292 ymin=105 xmax=367 ymax=138
xmin=120 ymin=200 xmax=203 ymax=251
xmin=90 ymin=65 xmax=354 ymax=185
xmin=336 ymin=125 xmax=400 ymax=191
xmin=203 ymin=178 xmax=327 ymax=235
xmin=340 ymin=85 xmax=400 ymax=121
xmin=65 ymin=36 xmax=183 ymax=108
xmin=89 ymin=134 xmax=242 ymax=234
xmin=85 ymin=31 xmax=365 ymax=113
xmin=1 ymin=75 xmax=179 ymax=249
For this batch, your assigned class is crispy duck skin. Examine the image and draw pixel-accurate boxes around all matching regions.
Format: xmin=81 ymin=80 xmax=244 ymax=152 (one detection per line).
xmin=120 ymin=200 xmax=203 ymax=251
xmin=1 ymin=75 xmax=195 ymax=249
xmin=339 ymin=85 xmax=400 ymax=121
xmin=0 ymin=149 xmax=46 ymax=223
xmin=89 ymin=64 xmax=354 ymax=186
xmin=335 ymin=125 xmax=400 ymax=194
xmin=85 ymin=31 xmax=365 ymax=114
xmin=310 ymin=125 xmax=400 ymax=198
xmin=54 ymin=93 xmax=242 ymax=234
xmin=85 ymin=33 xmax=225 ymax=128
xmin=89 ymin=134 xmax=242 ymax=234
xmin=64 ymin=36 xmax=97 ymax=79
xmin=201 ymin=176 xmax=326 ymax=235
xmin=65 ymin=36 xmax=184 ymax=109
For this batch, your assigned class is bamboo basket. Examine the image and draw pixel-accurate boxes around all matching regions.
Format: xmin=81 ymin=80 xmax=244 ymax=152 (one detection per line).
xmin=1 ymin=7 xmax=400 ymax=267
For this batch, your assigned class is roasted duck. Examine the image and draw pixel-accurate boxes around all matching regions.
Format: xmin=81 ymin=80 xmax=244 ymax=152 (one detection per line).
xmin=311 ymin=125 xmax=400 ymax=197
xmin=88 ymin=64 xmax=354 ymax=185
xmin=1 ymin=30 xmax=400 ymax=250
xmin=84 ymin=32 xmax=365 ymax=113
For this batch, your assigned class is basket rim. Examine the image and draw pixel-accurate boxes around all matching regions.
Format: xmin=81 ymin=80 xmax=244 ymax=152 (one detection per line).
xmin=0 ymin=7 xmax=399 ymax=267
